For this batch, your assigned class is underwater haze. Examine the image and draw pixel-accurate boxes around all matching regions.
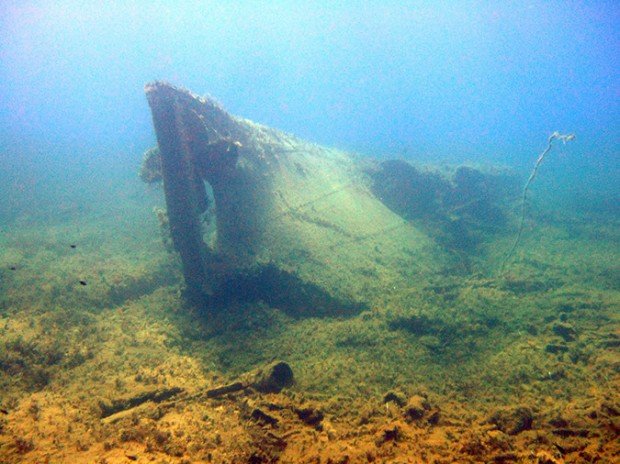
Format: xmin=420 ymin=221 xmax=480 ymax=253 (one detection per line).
xmin=1 ymin=1 xmax=619 ymax=221
xmin=0 ymin=2 xmax=619 ymax=463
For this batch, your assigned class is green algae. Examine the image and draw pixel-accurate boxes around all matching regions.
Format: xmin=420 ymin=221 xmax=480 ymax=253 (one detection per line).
xmin=0 ymin=162 xmax=617 ymax=463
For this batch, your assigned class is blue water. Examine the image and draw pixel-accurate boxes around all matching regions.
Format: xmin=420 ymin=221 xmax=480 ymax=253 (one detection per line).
xmin=0 ymin=6 xmax=619 ymax=461
xmin=0 ymin=1 xmax=618 ymax=221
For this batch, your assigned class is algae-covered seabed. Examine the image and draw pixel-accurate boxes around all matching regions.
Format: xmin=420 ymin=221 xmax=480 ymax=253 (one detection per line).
xmin=0 ymin=169 xmax=618 ymax=464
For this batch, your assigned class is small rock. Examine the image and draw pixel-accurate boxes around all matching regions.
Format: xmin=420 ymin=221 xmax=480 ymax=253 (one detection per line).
xmin=551 ymin=428 xmax=590 ymax=438
xmin=382 ymin=390 xmax=407 ymax=407
xmin=375 ymin=425 xmax=402 ymax=446
xmin=557 ymin=303 xmax=575 ymax=313
xmin=491 ymin=452 xmax=519 ymax=463
xmin=552 ymin=322 xmax=576 ymax=342
xmin=535 ymin=450 xmax=562 ymax=464
xmin=250 ymin=408 xmax=278 ymax=427
xmin=601 ymin=402 xmax=619 ymax=417
xmin=545 ymin=343 xmax=568 ymax=354
xmin=295 ymin=406 xmax=323 ymax=427
xmin=486 ymin=429 xmax=510 ymax=449
xmin=427 ymin=409 xmax=441 ymax=425
xmin=599 ymin=335 xmax=620 ymax=348
xmin=525 ymin=324 xmax=538 ymax=335
xmin=403 ymin=395 xmax=431 ymax=422
xmin=543 ymin=369 xmax=566 ymax=381
xmin=322 ymin=421 xmax=337 ymax=440
xmin=489 ymin=406 xmax=533 ymax=435
xmin=548 ymin=416 xmax=568 ymax=428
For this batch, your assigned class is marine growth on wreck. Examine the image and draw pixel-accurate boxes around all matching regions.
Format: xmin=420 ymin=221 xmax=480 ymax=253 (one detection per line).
xmin=142 ymin=82 xmax=517 ymax=312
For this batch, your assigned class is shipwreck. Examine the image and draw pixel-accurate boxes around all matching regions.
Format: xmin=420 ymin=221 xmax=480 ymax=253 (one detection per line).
xmin=142 ymin=82 xmax=515 ymax=313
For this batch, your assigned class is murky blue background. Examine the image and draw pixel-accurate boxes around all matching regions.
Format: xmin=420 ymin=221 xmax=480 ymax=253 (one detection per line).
xmin=0 ymin=1 xmax=617 ymax=222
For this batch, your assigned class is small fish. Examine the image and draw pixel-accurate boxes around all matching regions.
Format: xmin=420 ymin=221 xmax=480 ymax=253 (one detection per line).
xmin=70 ymin=244 xmax=77 ymax=249
xmin=0 ymin=408 xmax=8 ymax=415
xmin=9 ymin=266 xmax=16 ymax=271
xmin=79 ymin=280 xmax=87 ymax=286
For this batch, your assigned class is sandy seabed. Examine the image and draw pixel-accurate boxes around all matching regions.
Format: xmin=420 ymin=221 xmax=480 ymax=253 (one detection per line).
xmin=0 ymin=182 xmax=618 ymax=464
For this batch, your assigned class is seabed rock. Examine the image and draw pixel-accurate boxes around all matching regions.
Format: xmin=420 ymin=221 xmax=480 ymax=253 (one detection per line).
xmin=404 ymin=395 xmax=431 ymax=421
xmin=488 ymin=406 xmax=534 ymax=435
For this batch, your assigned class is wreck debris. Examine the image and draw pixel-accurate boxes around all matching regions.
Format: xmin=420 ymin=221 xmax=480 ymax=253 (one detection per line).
xmin=98 ymin=362 xmax=292 ymax=430
xmin=206 ymin=381 xmax=245 ymax=398
xmin=294 ymin=406 xmax=324 ymax=427
xmin=139 ymin=146 xmax=162 ymax=183
xmin=488 ymin=406 xmax=534 ymax=435
xmin=143 ymin=82 xmax=516 ymax=310
xmin=207 ymin=360 xmax=294 ymax=398
xmin=369 ymin=161 xmax=515 ymax=252
xmin=242 ymin=360 xmax=294 ymax=393
xmin=145 ymin=84 xmax=213 ymax=303
xmin=99 ymin=386 xmax=184 ymax=419
xmin=501 ymin=131 xmax=575 ymax=271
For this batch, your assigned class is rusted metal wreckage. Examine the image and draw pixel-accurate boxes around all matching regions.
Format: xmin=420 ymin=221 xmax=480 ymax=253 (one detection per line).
xmin=143 ymin=82 xmax=514 ymax=312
